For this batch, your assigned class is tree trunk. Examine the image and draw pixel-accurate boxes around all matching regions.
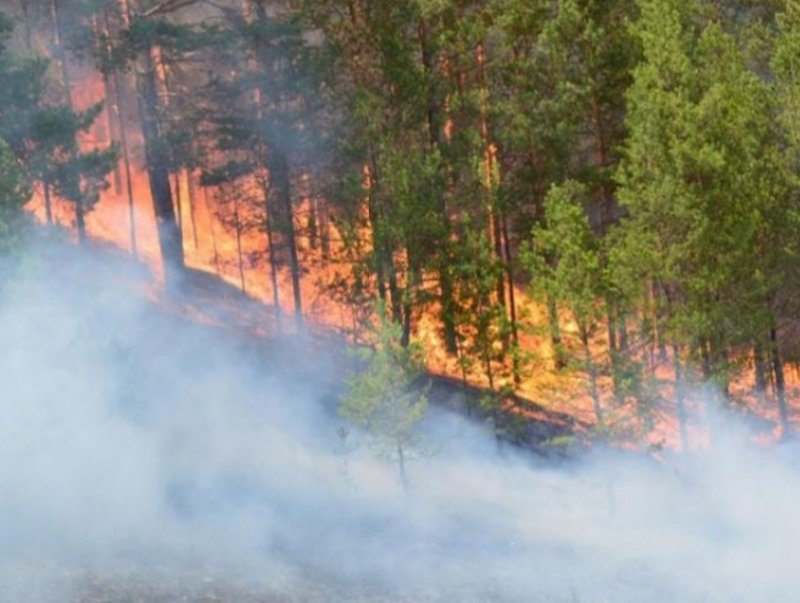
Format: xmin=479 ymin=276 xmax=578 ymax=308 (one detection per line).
xmin=401 ymin=269 xmax=415 ymax=348
xmin=418 ymin=17 xmax=457 ymax=355
xmin=233 ymin=197 xmax=245 ymax=293
xmin=75 ymin=199 xmax=86 ymax=244
xmin=202 ymin=184 xmax=220 ymax=274
xmin=93 ymin=13 xmax=123 ymax=196
xmin=673 ymin=344 xmax=689 ymax=452
xmin=173 ymin=172 xmax=184 ymax=233
xmin=270 ymin=149 xmax=303 ymax=330
xmin=475 ymin=42 xmax=506 ymax=316
xmin=501 ymin=213 xmax=521 ymax=387
xmin=581 ymin=326 xmax=602 ymax=425
xmin=43 ymin=182 xmax=53 ymax=225
xmin=753 ymin=342 xmax=768 ymax=399
xmin=250 ymin=0 xmax=302 ymax=330
xmin=114 ymin=71 xmax=138 ymax=257
xmin=121 ymin=0 xmax=183 ymax=282
xmin=770 ymin=326 xmax=790 ymax=438
xmin=51 ymin=0 xmax=72 ymax=109
xmin=548 ymin=295 xmax=566 ymax=370
xmin=260 ymin=181 xmax=282 ymax=331
xmin=103 ymin=7 xmax=138 ymax=256
xmin=186 ymin=170 xmax=199 ymax=250
xmin=136 ymin=44 xmax=185 ymax=284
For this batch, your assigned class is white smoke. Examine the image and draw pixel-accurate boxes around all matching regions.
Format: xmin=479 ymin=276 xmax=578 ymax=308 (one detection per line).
xmin=0 ymin=241 xmax=797 ymax=602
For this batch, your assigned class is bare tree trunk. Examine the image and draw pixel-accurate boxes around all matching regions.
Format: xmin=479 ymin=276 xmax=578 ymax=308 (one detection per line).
xmin=770 ymin=326 xmax=790 ymax=438
xmin=250 ymin=0 xmax=302 ymax=330
xmin=260 ymin=181 xmax=282 ymax=332
xmin=476 ymin=42 xmax=506 ymax=317
xmin=43 ymin=183 xmax=53 ymax=225
xmin=121 ymin=0 xmax=183 ymax=283
xmin=753 ymin=342 xmax=768 ymax=399
xmin=92 ymin=14 xmax=124 ymax=195
xmin=673 ymin=344 xmax=689 ymax=452
xmin=51 ymin=0 xmax=72 ymax=109
xmin=52 ymin=0 xmax=88 ymax=242
xmin=201 ymin=184 xmax=220 ymax=274
xmin=137 ymin=44 xmax=184 ymax=283
xmin=270 ymin=150 xmax=303 ymax=330
xmin=103 ymin=7 xmax=138 ymax=256
xmin=233 ymin=196 xmax=245 ymax=293
xmin=186 ymin=171 xmax=199 ymax=250
xmin=501 ymin=213 xmax=521 ymax=387
xmin=75 ymin=199 xmax=87 ymax=243
xmin=173 ymin=172 xmax=184 ymax=233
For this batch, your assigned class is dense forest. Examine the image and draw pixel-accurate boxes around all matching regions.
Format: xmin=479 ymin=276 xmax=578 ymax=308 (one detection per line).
xmin=0 ymin=0 xmax=798 ymax=450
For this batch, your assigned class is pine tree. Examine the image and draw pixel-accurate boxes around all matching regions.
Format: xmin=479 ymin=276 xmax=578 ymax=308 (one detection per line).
xmin=0 ymin=8 xmax=115 ymax=244
xmin=524 ymin=180 xmax=606 ymax=425
xmin=340 ymin=303 xmax=429 ymax=487
xmin=617 ymin=0 xmax=795 ymax=440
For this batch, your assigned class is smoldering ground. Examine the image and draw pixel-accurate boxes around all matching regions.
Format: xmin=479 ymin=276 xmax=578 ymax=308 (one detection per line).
xmin=0 ymin=242 xmax=799 ymax=602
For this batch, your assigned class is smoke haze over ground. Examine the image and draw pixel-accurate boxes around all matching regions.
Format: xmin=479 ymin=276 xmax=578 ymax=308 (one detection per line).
xmin=1 ymin=242 xmax=799 ymax=602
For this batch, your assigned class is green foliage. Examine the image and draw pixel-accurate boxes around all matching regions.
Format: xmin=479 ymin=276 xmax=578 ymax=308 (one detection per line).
xmin=616 ymin=0 xmax=796 ymax=392
xmin=525 ymin=181 xmax=604 ymax=338
xmin=523 ymin=180 xmax=608 ymax=423
xmin=0 ymin=139 xmax=31 ymax=252
xmin=340 ymin=303 xmax=429 ymax=485
xmin=30 ymin=104 xmax=116 ymax=213
xmin=0 ymin=10 xmax=115 ymax=240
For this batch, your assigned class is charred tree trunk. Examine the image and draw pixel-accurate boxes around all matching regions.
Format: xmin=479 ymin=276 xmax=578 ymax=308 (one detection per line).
xmin=75 ymin=198 xmax=87 ymax=243
xmin=269 ymin=150 xmax=303 ymax=330
xmin=120 ymin=0 xmax=183 ymax=281
xmin=43 ymin=182 xmax=53 ymax=225
xmin=136 ymin=45 xmax=185 ymax=284
xmin=250 ymin=0 xmax=302 ymax=330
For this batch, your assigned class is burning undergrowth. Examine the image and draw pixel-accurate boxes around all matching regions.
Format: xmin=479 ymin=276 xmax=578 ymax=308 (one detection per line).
xmin=0 ymin=241 xmax=799 ymax=602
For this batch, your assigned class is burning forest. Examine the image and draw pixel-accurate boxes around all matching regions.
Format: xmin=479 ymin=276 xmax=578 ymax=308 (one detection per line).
xmin=1 ymin=0 xmax=800 ymax=600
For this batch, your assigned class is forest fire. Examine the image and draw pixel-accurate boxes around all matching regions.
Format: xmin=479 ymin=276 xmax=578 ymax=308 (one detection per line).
xmin=2 ymin=0 xmax=800 ymax=600
xmin=24 ymin=54 xmax=799 ymax=453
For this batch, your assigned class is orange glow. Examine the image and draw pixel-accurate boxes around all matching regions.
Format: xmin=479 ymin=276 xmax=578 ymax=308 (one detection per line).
xmin=24 ymin=67 xmax=799 ymax=453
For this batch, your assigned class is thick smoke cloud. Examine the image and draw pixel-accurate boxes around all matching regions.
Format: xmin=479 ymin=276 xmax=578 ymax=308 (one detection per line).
xmin=0 ymin=242 xmax=798 ymax=602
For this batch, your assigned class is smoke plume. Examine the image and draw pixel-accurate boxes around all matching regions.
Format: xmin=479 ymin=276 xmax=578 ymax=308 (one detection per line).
xmin=0 ymin=241 xmax=797 ymax=602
